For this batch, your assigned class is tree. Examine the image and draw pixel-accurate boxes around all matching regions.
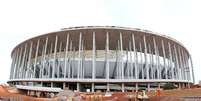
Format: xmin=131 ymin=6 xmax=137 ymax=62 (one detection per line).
xmin=163 ymin=83 xmax=177 ymax=90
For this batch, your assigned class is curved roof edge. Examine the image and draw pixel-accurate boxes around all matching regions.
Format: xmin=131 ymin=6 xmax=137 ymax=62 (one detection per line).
xmin=11 ymin=26 xmax=189 ymax=56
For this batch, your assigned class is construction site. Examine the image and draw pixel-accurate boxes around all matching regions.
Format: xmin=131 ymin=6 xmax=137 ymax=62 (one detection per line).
xmin=1 ymin=84 xmax=201 ymax=101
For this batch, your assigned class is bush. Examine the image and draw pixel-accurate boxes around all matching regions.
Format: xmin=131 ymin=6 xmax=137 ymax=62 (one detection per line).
xmin=163 ymin=83 xmax=177 ymax=90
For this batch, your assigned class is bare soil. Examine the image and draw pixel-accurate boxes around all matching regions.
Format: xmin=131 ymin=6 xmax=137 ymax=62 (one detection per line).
xmin=1 ymin=85 xmax=201 ymax=101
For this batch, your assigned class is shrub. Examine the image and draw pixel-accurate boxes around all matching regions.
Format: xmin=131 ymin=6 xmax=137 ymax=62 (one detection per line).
xmin=163 ymin=83 xmax=177 ymax=90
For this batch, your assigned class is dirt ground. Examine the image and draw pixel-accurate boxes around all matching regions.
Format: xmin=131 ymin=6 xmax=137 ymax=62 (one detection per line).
xmin=148 ymin=88 xmax=201 ymax=97
xmin=0 ymin=85 xmax=56 ymax=101
xmin=148 ymin=88 xmax=201 ymax=101
xmin=1 ymin=85 xmax=201 ymax=101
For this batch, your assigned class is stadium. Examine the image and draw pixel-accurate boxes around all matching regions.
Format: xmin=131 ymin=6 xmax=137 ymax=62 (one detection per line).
xmin=8 ymin=26 xmax=194 ymax=92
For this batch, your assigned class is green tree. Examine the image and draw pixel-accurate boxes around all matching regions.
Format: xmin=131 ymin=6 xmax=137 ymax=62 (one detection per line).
xmin=163 ymin=83 xmax=177 ymax=90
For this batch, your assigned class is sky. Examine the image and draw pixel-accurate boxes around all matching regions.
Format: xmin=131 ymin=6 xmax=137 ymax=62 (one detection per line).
xmin=0 ymin=0 xmax=200 ymax=83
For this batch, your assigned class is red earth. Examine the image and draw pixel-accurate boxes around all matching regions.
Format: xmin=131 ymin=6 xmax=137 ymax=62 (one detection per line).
xmin=1 ymin=85 xmax=201 ymax=101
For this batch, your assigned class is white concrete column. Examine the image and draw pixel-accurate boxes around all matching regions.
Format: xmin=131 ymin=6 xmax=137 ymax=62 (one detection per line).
xmin=178 ymin=47 xmax=183 ymax=80
xmin=51 ymin=82 xmax=53 ymax=88
xmin=135 ymin=83 xmax=138 ymax=92
xmin=147 ymin=83 xmax=150 ymax=92
xmin=24 ymin=44 xmax=29 ymax=79
xmin=77 ymin=83 xmax=80 ymax=91
xmin=106 ymin=32 xmax=110 ymax=79
xmin=139 ymin=42 xmax=144 ymax=79
xmin=63 ymin=82 xmax=66 ymax=89
xmin=26 ymin=42 xmax=33 ymax=78
xmin=148 ymin=44 xmax=154 ymax=79
xmin=150 ymin=44 xmax=155 ymax=79
xmin=39 ymin=45 xmax=45 ymax=78
xmin=184 ymin=51 xmax=190 ymax=81
xmin=161 ymin=40 xmax=167 ymax=79
xmin=132 ymin=34 xmax=137 ymax=79
xmin=168 ymin=42 xmax=174 ymax=79
xmin=17 ymin=47 xmax=23 ymax=79
xmin=18 ymin=52 xmax=23 ymax=78
xmin=135 ymin=46 xmax=139 ymax=79
xmin=11 ymin=51 xmax=17 ymax=79
xmin=72 ymin=48 xmax=76 ymax=78
xmin=178 ymin=47 xmax=184 ymax=80
xmin=153 ymin=37 xmax=159 ymax=79
xmin=184 ymin=51 xmax=189 ymax=81
xmin=11 ymin=50 xmax=16 ymax=79
xmin=117 ymin=40 xmax=120 ymax=79
xmin=13 ymin=48 xmax=20 ymax=79
xmin=129 ymin=41 xmax=133 ymax=79
xmin=92 ymin=32 xmax=96 ymax=79
xmin=120 ymin=32 xmax=124 ymax=79
xmin=48 ymin=43 xmax=53 ymax=78
xmin=187 ymin=82 xmax=190 ymax=88
xmin=92 ymin=83 xmax=95 ymax=93
xmin=10 ymin=50 xmax=16 ymax=79
xmin=41 ymin=82 xmax=43 ymax=87
xmin=122 ymin=83 xmax=125 ymax=92
xmin=189 ymin=55 xmax=195 ymax=83
xmin=70 ymin=42 xmax=74 ymax=78
xmin=10 ymin=56 xmax=14 ymax=79
xmin=77 ymin=32 xmax=82 ymax=79
xmin=174 ymin=45 xmax=180 ymax=80
xmin=143 ymin=35 xmax=149 ymax=79
xmin=52 ymin=35 xmax=58 ymax=78
xmin=178 ymin=83 xmax=181 ymax=89
xmin=42 ymin=37 xmax=48 ymax=78
xmin=181 ymin=50 xmax=186 ymax=80
xmin=158 ymin=83 xmax=161 ymax=89
xmin=107 ymin=83 xmax=110 ymax=92
xmin=81 ymin=41 xmax=84 ymax=78
xmin=33 ymin=39 xmax=40 ymax=78
xmin=68 ymin=41 xmax=72 ymax=78
xmin=126 ymin=47 xmax=129 ymax=78
xmin=57 ymin=42 xmax=63 ymax=78
xmin=64 ymin=33 xmax=69 ymax=78
xmin=21 ymin=44 xmax=27 ymax=78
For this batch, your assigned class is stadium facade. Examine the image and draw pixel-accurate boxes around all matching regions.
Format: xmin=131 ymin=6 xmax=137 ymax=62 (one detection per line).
xmin=8 ymin=26 xmax=195 ymax=92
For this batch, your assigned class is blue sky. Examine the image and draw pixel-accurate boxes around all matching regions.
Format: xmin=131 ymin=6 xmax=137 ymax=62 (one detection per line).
xmin=0 ymin=0 xmax=200 ymax=83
